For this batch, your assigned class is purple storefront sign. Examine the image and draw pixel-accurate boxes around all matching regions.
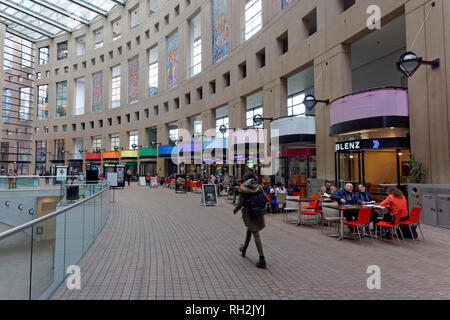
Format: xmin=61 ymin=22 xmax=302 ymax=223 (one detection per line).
xmin=330 ymin=89 xmax=409 ymax=126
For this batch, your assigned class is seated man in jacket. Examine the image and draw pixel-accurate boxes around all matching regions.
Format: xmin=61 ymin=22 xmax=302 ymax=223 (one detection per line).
xmin=354 ymin=184 xmax=378 ymax=232
xmin=331 ymin=183 xmax=359 ymax=231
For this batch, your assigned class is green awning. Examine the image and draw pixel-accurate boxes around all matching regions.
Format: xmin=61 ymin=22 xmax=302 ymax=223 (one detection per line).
xmin=139 ymin=148 xmax=157 ymax=157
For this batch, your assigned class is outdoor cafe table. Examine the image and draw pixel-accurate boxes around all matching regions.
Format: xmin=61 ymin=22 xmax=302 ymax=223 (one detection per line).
xmin=288 ymin=198 xmax=335 ymax=203
xmin=322 ymin=203 xmax=385 ymax=241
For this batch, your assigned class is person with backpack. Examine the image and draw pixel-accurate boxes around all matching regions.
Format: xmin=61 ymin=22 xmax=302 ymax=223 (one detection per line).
xmin=233 ymin=171 xmax=269 ymax=269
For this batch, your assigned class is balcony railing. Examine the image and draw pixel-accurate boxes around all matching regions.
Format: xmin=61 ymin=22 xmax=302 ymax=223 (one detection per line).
xmin=0 ymin=184 xmax=110 ymax=299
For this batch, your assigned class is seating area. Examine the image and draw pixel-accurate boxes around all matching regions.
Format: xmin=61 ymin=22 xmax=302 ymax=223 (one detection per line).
xmin=275 ymin=193 xmax=424 ymax=246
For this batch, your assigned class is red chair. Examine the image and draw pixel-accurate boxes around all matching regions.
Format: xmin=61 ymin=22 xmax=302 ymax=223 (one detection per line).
xmin=344 ymin=207 xmax=374 ymax=245
xmin=299 ymin=200 xmax=321 ymax=226
xmin=400 ymin=207 xmax=424 ymax=242
xmin=301 ymin=194 xmax=320 ymax=210
xmin=376 ymin=210 xmax=405 ymax=244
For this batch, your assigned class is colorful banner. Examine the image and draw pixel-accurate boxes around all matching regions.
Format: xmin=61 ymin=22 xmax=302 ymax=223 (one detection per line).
xmin=212 ymin=0 xmax=229 ymax=64
xmin=92 ymin=72 xmax=103 ymax=112
xmin=128 ymin=55 xmax=139 ymax=103
xmin=166 ymin=32 xmax=178 ymax=89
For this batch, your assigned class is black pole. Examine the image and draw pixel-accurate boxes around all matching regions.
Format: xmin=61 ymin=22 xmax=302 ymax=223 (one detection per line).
xmin=334 ymin=152 xmax=338 ymax=187
xmin=361 ymin=150 xmax=366 ymax=185
xmin=396 ymin=149 xmax=401 ymax=187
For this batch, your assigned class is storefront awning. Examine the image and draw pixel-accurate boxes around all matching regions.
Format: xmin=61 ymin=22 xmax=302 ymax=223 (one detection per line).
xmin=121 ymin=150 xmax=138 ymax=158
xmin=139 ymin=148 xmax=157 ymax=157
xmin=103 ymin=152 xmax=119 ymax=159
xmin=85 ymin=153 xmax=101 ymax=160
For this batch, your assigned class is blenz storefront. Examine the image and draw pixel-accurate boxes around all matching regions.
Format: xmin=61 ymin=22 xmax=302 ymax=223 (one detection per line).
xmin=330 ymin=87 xmax=411 ymax=200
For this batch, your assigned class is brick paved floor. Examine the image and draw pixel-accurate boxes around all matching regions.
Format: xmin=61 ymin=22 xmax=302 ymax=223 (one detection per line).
xmin=51 ymin=184 xmax=450 ymax=300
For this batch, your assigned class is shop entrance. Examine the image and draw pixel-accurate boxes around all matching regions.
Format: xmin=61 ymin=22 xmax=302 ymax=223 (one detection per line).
xmin=336 ymin=149 xmax=410 ymax=201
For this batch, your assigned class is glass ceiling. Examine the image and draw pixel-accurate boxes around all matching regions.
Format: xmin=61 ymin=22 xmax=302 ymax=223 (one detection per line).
xmin=0 ymin=0 xmax=126 ymax=42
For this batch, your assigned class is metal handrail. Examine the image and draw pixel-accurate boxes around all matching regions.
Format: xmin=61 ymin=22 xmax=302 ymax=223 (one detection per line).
xmin=0 ymin=185 xmax=110 ymax=241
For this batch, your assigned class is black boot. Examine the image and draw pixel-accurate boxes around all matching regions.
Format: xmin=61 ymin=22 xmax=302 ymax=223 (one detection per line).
xmin=239 ymin=245 xmax=247 ymax=257
xmin=256 ymin=256 xmax=267 ymax=269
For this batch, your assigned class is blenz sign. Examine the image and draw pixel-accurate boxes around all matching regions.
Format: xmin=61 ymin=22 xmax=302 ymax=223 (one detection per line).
xmin=335 ymin=141 xmax=361 ymax=152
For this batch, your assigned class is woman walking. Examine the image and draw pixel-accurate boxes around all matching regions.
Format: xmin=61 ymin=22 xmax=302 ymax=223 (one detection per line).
xmin=233 ymin=171 xmax=269 ymax=269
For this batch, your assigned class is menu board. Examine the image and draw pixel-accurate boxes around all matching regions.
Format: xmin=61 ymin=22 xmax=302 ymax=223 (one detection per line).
xmin=201 ymin=184 xmax=218 ymax=206
xmin=150 ymin=177 xmax=158 ymax=188
xmin=175 ymin=175 xmax=187 ymax=193
xmin=107 ymin=172 xmax=118 ymax=187
xmin=56 ymin=166 xmax=68 ymax=182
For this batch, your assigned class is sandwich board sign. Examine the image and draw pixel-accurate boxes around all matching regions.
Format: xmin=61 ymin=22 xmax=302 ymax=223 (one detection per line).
xmin=201 ymin=184 xmax=218 ymax=206
xmin=107 ymin=172 xmax=118 ymax=187
xmin=175 ymin=175 xmax=187 ymax=193
xmin=150 ymin=177 xmax=158 ymax=188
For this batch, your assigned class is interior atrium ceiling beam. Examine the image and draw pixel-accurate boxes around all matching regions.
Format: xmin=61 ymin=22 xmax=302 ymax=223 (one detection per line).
xmin=66 ymin=0 xmax=108 ymax=16
xmin=0 ymin=10 xmax=55 ymax=38
xmin=111 ymin=0 xmax=125 ymax=5
xmin=3 ymin=26 xmax=37 ymax=43
xmin=28 ymin=0 xmax=90 ymax=25
xmin=0 ymin=0 xmax=72 ymax=33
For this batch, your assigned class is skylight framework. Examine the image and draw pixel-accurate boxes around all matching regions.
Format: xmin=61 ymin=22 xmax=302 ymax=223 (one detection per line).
xmin=0 ymin=0 xmax=126 ymax=42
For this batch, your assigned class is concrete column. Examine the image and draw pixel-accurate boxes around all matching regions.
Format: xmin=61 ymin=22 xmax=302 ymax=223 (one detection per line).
xmin=263 ymin=78 xmax=288 ymax=120
xmin=202 ymin=0 xmax=212 ymax=69
xmin=405 ymin=0 xmax=450 ymax=183
xmin=201 ymin=109 xmax=216 ymax=137
xmin=157 ymin=124 xmax=169 ymax=177
xmin=314 ymin=44 xmax=352 ymax=181
xmin=229 ymin=97 xmax=246 ymax=130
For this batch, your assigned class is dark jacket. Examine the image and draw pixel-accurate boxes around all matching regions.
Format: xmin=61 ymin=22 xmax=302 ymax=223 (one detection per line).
xmin=233 ymin=178 xmax=268 ymax=232
xmin=330 ymin=188 xmax=356 ymax=205
xmin=354 ymin=191 xmax=372 ymax=204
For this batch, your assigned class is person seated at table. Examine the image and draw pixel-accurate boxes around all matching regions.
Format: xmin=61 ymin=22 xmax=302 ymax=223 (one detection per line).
xmin=331 ymin=183 xmax=358 ymax=231
xmin=378 ymin=186 xmax=408 ymax=238
xmin=319 ymin=179 xmax=337 ymax=197
xmin=354 ymin=184 xmax=377 ymax=232
xmin=275 ymin=182 xmax=287 ymax=194
xmin=354 ymin=184 xmax=372 ymax=205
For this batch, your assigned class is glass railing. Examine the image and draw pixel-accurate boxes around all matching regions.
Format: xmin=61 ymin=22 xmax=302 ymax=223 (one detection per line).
xmin=59 ymin=181 xmax=109 ymax=205
xmin=0 ymin=184 xmax=110 ymax=299
xmin=0 ymin=175 xmax=107 ymax=190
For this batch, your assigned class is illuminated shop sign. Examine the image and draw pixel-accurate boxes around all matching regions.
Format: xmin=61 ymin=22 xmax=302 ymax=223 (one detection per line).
xmin=335 ymin=138 xmax=410 ymax=152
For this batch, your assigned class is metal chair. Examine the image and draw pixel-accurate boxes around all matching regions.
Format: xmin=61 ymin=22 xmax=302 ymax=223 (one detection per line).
xmin=299 ymin=200 xmax=321 ymax=226
xmin=276 ymin=192 xmax=287 ymax=213
xmin=284 ymin=195 xmax=299 ymax=224
xmin=321 ymin=201 xmax=341 ymax=233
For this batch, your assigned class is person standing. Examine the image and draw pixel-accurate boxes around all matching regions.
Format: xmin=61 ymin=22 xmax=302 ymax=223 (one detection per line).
xmin=233 ymin=171 xmax=269 ymax=269
xmin=8 ymin=169 xmax=14 ymax=189
xmin=126 ymin=168 xmax=132 ymax=186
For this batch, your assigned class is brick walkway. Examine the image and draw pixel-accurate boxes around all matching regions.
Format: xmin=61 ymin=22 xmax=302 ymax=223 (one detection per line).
xmin=51 ymin=184 xmax=450 ymax=300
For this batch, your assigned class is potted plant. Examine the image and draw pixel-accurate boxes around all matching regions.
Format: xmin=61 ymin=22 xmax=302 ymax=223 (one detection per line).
xmin=406 ymin=154 xmax=427 ymax=183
